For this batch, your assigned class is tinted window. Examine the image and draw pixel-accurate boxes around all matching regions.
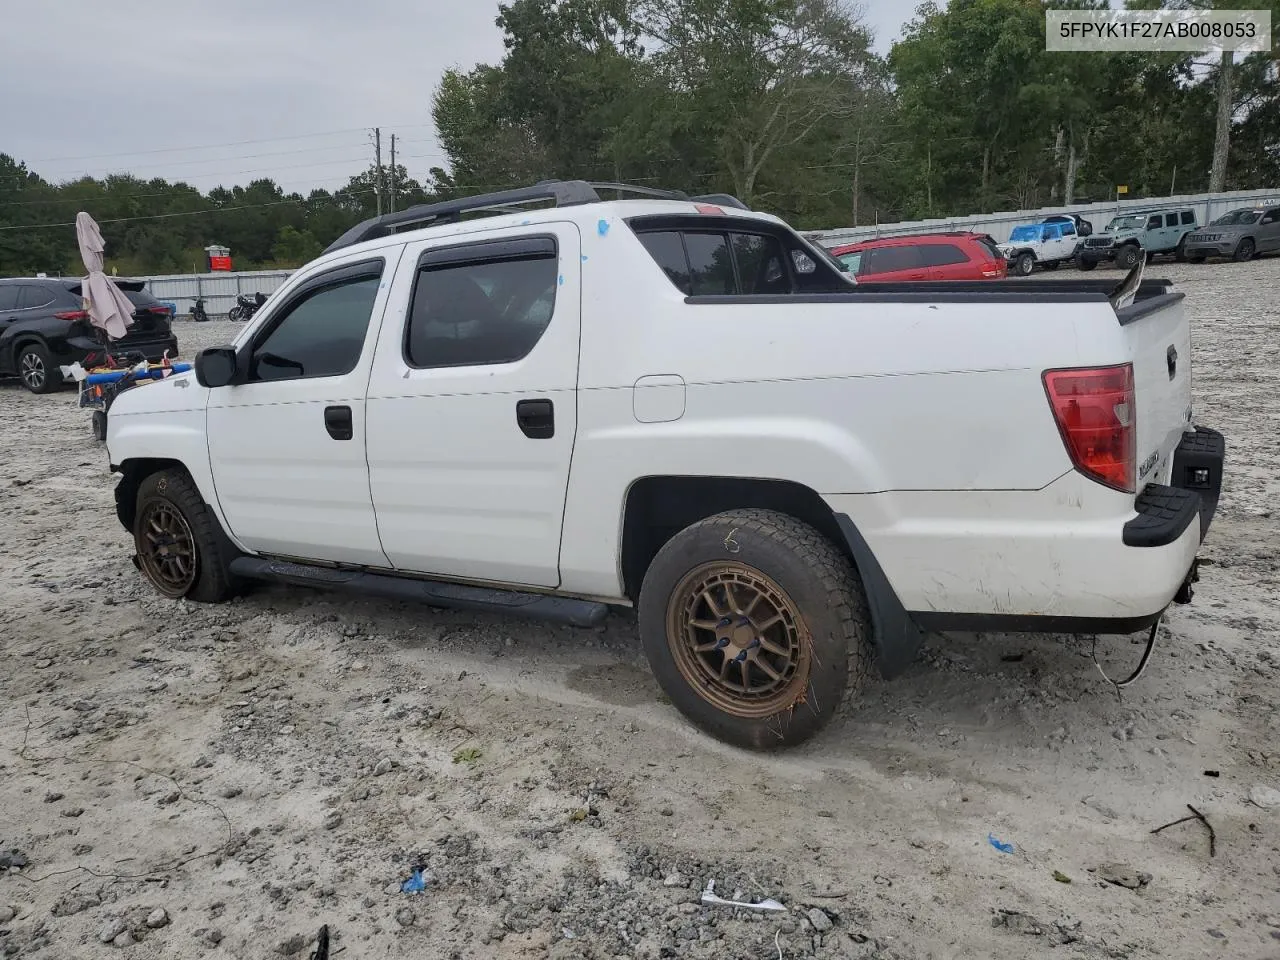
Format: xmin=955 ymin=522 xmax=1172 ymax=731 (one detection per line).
xmin=1146 ymin=216 xmax=1162 ymax=230
xmin=975 ymin=236 xmax=1002 ymax=260
xmin=683 ymin=233 xmax=736 ymax=296
xmin=407 ymin=254 xmax=557 ymax=368
xmin=732 ymin=233 xmax=790 ymax=294
xmin=1262 ymin=209 xmax=1280 ymax=224
xmin=17 ymin=285 xmax=55 ymax=309
xmin=638 ymin=232 xmax=691 ymax=294
xmin=839 ymin=251 xmax=863 ymax=273
xmin=862 ymin=246 xmax=922 ymax=274
xmin=0 ymin=285 xmax=20 ymax=311
xmin=251 ymin=272 xmax=381 ymax=382
xmin=917 ymin=243 xmax=970 ymax=267
xmin=1164 ymin=214 xmax=1179 ymax=228
xmin=1181 ymin=211 xmax=1195 ymax=225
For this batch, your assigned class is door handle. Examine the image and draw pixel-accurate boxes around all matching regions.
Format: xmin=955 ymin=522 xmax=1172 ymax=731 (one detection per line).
xmin=907 ymin=272 xmax=927 ymax=280
xmin=516 ymin=398 xmax=554 ymax=439
xmin=324 ymin=405 xmax=353 ymax=441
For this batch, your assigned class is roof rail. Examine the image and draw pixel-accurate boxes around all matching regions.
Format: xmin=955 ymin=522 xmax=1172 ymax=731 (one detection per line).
xmin=323 ymin=179 xmax=751 ymax=253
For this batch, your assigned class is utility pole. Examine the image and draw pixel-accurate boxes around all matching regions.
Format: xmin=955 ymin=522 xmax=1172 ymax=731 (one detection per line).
xmin=390 ymin=134 xmax=397 ymax=214
xmin=374 ymin=127 xmax=383 ymax=217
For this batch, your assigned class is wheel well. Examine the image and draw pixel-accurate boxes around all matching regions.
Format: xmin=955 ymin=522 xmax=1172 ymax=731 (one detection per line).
xmin=619 ymin=476 xmax=848 ymax=602
xmin=113 ymin=458 xmax=188 ymax=532
xmin=11 ymin=335 xmax=44 ymax=365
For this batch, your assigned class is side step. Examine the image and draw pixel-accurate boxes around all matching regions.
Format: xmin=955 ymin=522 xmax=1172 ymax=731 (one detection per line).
xmin=228 ymin=557 xmax=609 ymax=628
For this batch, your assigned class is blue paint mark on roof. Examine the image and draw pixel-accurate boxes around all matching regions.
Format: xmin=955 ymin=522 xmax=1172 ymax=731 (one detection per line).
xmin=597 ymin=219 xmax=610 ymax=237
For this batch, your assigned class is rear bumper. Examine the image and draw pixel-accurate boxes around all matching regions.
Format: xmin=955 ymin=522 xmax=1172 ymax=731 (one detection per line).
xmin=824 ymin=426 xmax=1225 ymax=631
xmin=61 ymin=334 xmax=180 ymax=366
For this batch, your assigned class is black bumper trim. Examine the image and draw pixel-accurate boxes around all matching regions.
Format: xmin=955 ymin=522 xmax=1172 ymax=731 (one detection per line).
xmin=1122 ymin=426 xmax=1225 ymax=548
xmin=1123 ymin=484 xmax=1200 ymax=547
xmin=1172 ymin=426 xmax=1224 ymax=541
xmin=910 ymin=610 xmax=1162 ymax=635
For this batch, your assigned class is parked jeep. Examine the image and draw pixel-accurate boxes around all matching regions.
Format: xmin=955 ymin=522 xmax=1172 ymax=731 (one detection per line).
xmin=1078 ymin=207 xmax=1198 ymax=270
xmin=998 ymin=220 xmax=1080 ymax=275
xmin=1181 ymin=205 xmax=1280 ymax=263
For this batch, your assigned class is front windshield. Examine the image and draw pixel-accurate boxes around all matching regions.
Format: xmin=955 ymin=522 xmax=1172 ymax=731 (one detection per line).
xmin=1211 ymin=208 xmax=1262 ymax=226
xmin=1104 ymin=215 xmax=1146 ymax=232
xmin=1009 ymin=225 xmax=1040 ymax=242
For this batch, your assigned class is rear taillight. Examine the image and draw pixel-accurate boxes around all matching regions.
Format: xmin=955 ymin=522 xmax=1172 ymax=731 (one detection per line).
xmin=145 ymin=305 xmax=172 ymax=316
xmin=1043 ymin=363 xmax=1136 ymax=493
xmin=55 ymin=310 xmax=89 ymax=320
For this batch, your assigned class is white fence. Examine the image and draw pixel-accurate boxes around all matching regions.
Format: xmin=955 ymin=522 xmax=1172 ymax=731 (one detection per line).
xmin=142 ymin=270 xmax=293 ymax=319
xmin=807 ymin=187 xmax=1280 ymax=247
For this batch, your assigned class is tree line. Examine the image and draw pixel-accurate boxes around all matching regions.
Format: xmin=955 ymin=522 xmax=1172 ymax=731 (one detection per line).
xmin=2 ymin=0 xmax=1276 ymax=278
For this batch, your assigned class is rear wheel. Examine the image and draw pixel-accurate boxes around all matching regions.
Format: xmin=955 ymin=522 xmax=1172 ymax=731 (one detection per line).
xmin=134 ymin=470 xmax=240 ymax=603
xmin=638 ymin=509 xmax=873 ymax=750
xmin=1116 ymin=245 xmax=1142 ymax=270
xmin=1175 ymin=237 xmax=1188 ymax=262
xmin=1014 ymin=252 xmax=1035 ymax=276
xmin=1233 ymin=238 xmax=1256 ymax=262
xmin=17 ymin=343 xmax=59 ymax=394
xmin=91 ymin=411 xmax=107 ymax=442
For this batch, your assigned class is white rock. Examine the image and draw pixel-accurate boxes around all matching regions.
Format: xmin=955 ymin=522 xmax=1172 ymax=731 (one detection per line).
xmin=807 ymin=907 xmax=833 ymax=932
xmin=145 ymin=908 xmax=169 ymax=929
xmin=99 ymin=918 xmax=127 ymax=943
xmin=1249 ymin=784 xmax=1280 ymax=809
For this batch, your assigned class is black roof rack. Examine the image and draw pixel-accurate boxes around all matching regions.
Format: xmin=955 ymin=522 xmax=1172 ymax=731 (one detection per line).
xmin=323 ymin=179 xmax=749 ymax=253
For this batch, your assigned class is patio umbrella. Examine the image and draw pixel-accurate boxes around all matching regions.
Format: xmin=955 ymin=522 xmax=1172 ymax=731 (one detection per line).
xmin=76 ymin=211 xmax=134 ymax=341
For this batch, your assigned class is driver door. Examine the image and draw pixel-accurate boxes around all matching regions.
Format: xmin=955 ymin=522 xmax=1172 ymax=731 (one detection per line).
xmin=206 ymin=255 xmax=400 ymax=566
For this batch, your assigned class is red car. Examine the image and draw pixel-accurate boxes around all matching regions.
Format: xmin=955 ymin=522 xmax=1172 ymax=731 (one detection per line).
xmin=829 ymin=232 xmax=1007 ymax=282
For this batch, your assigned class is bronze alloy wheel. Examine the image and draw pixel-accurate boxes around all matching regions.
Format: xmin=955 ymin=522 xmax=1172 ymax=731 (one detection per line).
xmin=665 ymin=561 xmax=812 ymax=719
xmin=137 ymin=499 xmax=198 ymax=598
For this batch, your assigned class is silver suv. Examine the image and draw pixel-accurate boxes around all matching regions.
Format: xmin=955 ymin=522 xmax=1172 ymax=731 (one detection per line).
xmin=1078 ymin=207 xmax=1199 ymax=270
xmin=1182 ymin=205 xmax=1280 ymax=263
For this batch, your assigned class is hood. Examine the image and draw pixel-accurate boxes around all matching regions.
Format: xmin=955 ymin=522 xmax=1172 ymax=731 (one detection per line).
xmin=108 ymin=369 xmax=208 ymax=416
xmin=1195 ymin=223 xmax=1249 ymax=236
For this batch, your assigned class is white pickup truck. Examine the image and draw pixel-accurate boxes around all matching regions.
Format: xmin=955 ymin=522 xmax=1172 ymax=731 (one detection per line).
xmin=106 ymin=181 xmax=1225 ymax=750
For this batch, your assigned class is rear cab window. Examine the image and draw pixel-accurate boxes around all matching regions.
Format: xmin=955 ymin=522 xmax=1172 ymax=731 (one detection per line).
xmin=630 ymin=214 xmax=851 ymax=297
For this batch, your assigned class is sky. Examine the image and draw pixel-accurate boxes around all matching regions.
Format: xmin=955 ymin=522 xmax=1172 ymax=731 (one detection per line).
xmin=1 ymin=0 xmax=921 ymax=197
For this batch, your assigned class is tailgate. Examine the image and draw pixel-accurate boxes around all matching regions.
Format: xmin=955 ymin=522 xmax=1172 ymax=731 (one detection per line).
xmin=1119 ymin=293 xmax=1192 ymax=489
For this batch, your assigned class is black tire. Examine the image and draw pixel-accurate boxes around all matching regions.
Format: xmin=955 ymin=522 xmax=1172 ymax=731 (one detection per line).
xmin=1116 ymin=245 xmax=1141 ymax=270
xmin=1077 ymin=258 xmax=1098 ymax=271
xmin=1233 ymin=238 xmax=1256 ymax=262
xmin=1188 ymin=255 xmax=1206 ymax=264
xmin=16 ymin=342 xmax=60 ymax=394
xmin=1175 ymin=237 xmax=1188 ymax=262
xmin=134 ymin=469 xmax=240 ymax=603
xmin=1041 ymin=260 xmax=1060 ymax=271
xmin=637 ymin=509 xmax=873 ymax=750
xmin=1014 ymin=252 xmax=1035 ymax=276
xmin=91 ymin=410 xmax=107 ymax=442
xmin=228 ymin=305 xmax=244 ymax=322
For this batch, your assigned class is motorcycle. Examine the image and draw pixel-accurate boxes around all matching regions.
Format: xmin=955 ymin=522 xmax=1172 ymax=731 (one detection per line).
xmin=228 ymin=292 xmax=267 ymax=323
xmin=190 ymin=297 xmax=209 ymax=323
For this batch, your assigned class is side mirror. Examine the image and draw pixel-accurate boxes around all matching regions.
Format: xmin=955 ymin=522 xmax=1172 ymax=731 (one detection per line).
xmin=195 ymin=345 xmax=239 ymax=388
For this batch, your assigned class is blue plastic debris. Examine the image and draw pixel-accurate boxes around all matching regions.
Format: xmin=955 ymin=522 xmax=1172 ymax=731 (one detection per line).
xmin=597 ymin=219 xmax=610 ymax=237
xmin=558 ymin=275 xmax=565 ymax=286
xmin=581 ymin=254 xmax=589 ymax=262
xmin=987 ymin=834 xmax=1015 ymax=854
xmin=400 ymin=868 xmax=429 ymax=893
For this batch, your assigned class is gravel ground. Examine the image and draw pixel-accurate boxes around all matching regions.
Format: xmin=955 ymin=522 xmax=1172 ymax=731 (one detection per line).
xmin=1 ymin=258 xmax=1278 ymax=960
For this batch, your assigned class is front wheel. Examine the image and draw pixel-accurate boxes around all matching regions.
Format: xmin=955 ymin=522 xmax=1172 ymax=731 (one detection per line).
xmin=1077 ymin=258 xmax=1098 ymax=272
xmin=1233 ymin=238 xmax=1256 ymax=262
xmin=228 ymin=305 xmax=244 ymax=322
xmin=1116 ymin=245 xmax=1142 ymax=270
xmin=1014 ymin=252 xmax=1035 ymax=276
xmin=638 ymin=509 xmax=873 ymax=750
xmin=1175 ymin=237 xmax=1188 ymax=262
xmin=134 ymin=470 xmax=240 ymax=603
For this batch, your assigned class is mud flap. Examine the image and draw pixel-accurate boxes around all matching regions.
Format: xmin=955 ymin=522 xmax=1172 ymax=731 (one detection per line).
xmin=833 ymin=514 xmax=925 ymax=679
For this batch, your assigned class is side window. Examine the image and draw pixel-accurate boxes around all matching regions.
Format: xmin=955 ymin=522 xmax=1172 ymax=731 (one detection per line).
xmin=917 ymin=243 xmax=969 ymax=267
xmin=407 ymin=252 xmax=558 ymax=369
xmin=1146 ymin=216 xmax=1162 ymax=230
xmin=1164 ymin=214 xmax=1179 ymax=228
xmin=839 ymin=252 xmax=863 ymax=274
xmin=250 ymin=269 xmax=382 ymax=382
xmin=17 ymin=285 xmax=55 ymax=309
xmin=683 ymin=232 xmax=736 ymax=296
xmin=731 ymin=232 xmax=791 ymax=294
xmin=0 ymin=285 xmax=20 ymax=311
xmin=637 ymin=232 xmax=692 ymax=294
xmin=863 ymin=246 xmax=922 ymax=274
xmin=1061 ymin=221 xmax=1076 ymax=235
xmin=1181 ymin=211 xmax=1196 ymax=225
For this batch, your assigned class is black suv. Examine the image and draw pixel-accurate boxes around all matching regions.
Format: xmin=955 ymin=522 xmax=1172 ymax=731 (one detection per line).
xmin=0 ymin=277 xmax=180 ymax=393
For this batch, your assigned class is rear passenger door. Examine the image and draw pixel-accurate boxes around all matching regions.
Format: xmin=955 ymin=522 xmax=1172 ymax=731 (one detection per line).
xmin=916 ymin=242 xmax=972 ymax=280
xmin=364 ymin=225 xmax=582 ymax=588
xmin=1258 ymin=207 xmax=1280 ymax=252
xmin=859 ymin=245 xmax=928 ymax=282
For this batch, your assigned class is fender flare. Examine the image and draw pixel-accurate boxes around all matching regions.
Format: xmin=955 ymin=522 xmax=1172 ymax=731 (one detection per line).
xmin=832 ymin=512 xmax=925 ymax=679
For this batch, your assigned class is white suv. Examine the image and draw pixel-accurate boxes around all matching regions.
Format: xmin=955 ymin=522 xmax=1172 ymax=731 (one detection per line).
xmin=106 ymin=181 xmax=1225 ymax=749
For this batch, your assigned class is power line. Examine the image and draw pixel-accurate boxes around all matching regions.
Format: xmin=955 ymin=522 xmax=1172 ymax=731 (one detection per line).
xmin=23 ymin=125 xmax=436 ymax=165
xmin=0 ymin=192 xmax=377 ymax=232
